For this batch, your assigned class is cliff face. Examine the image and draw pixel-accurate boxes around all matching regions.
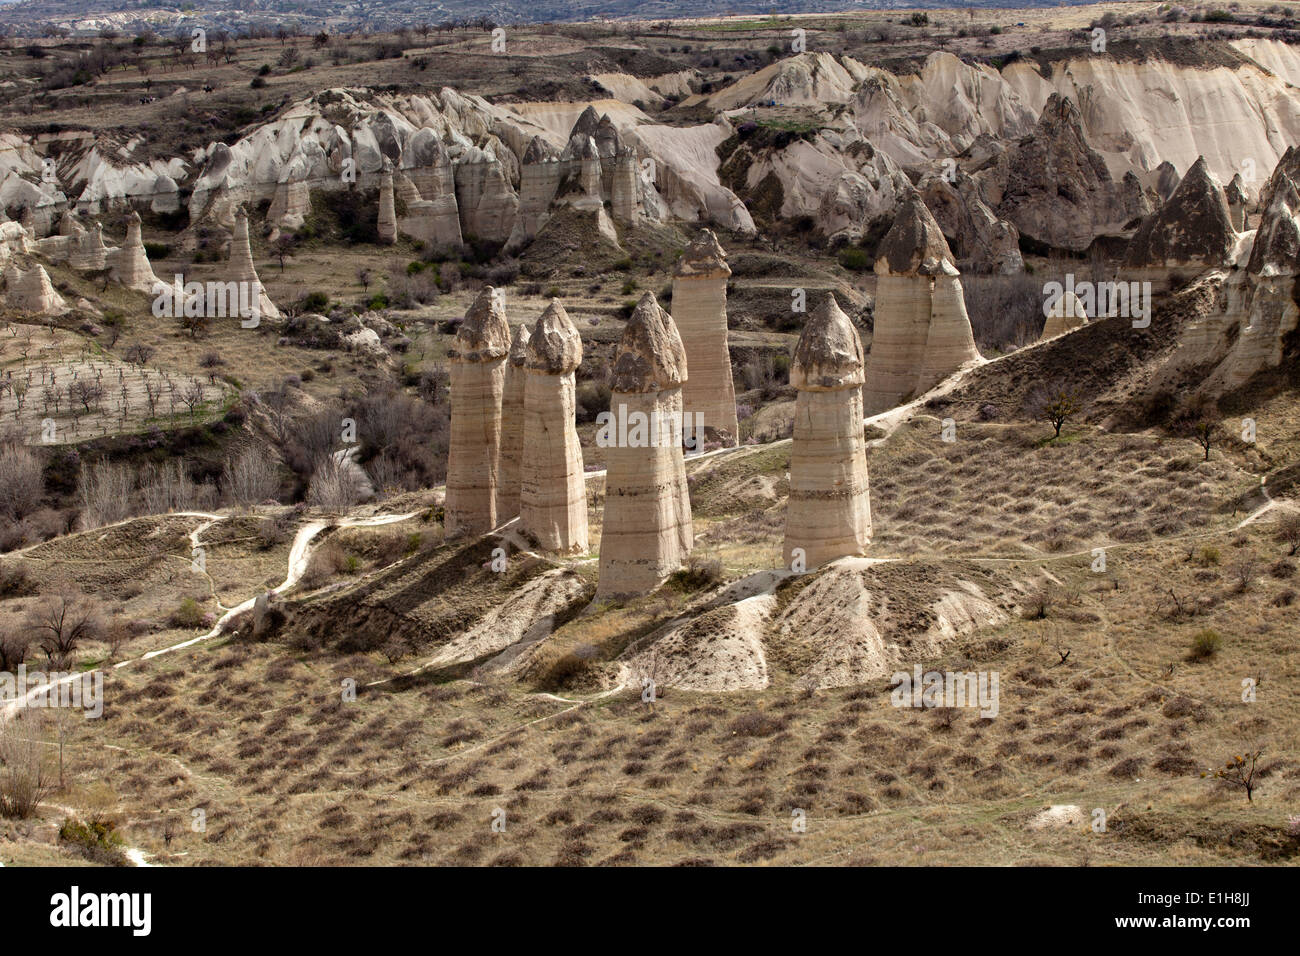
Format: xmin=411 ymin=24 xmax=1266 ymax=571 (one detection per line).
xmin=1124 ymin=156 xmax=1237 ymax=269
xmin=1154 ymin=148 xmax=1300 ymax=397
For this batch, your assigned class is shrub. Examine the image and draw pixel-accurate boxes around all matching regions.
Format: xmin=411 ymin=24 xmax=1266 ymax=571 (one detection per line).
xmin=170 ymin=597 xmax=207 ymax=630
xmin=58 ymin=816 xmax=127 ymax=865
xmin=1189 ymin=629 xmax=1223 ymax=661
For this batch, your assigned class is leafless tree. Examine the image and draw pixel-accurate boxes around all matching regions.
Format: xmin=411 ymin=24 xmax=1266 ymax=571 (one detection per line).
xmin=26 ymin=592 xmax=103 ymax=668
xmin=307 ymin=453 xmax=369 ymax=510
xmin=77 ymin=459 xmax=134 ymax=529
xmin=0 ymin=443 xmax=43 ymax=521
xmin=222 ymin=445 xmax=281 ymax=508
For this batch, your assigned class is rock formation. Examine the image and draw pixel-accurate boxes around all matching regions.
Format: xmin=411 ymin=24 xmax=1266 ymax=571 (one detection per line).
xmin=520 ymin=300 xmax=588 ymax=554
xmin=446 ymin=286 xmax=512 ymax=537
xmin=3 ymin=263 xmax=67 ymax=314
xmin=68 ymin=222 xmax=108 ymax=271
xmin=863 ymin=196 xmax=981 ymax=414
xmin=1153 ymin=148 xmax=1300 ymax=398
xmin=108 ymin=210 xmax=160 ymax=294
xmin=227 ymin=207 xmax=280 ymax=321
xmin=974 ymin=94 xmax=1144 ymax=253
xmin=1226 ymin=173 xmax=1249 ymax=232
xmin=1155 ymin=161 xmax=1181 ymax=203
xmin=1124 ymin=156 xmax=1237 ymax=273
xmin=498 ymin=322 xmax=529 ymax=523
xmin=783 ymin=294 xmax=871 ymax=571
xmin=597 ymin=292 xmax=692 ymax=598
xmin=672 ymin=229 xmax=737 ymax=446
xmin=917 ymin=173 xmax=1023 ymax=275
xmin=377 ymin=162 xmax=397 ymax=245
xmin=1039 ymin=291 xmax=1089 ymax=341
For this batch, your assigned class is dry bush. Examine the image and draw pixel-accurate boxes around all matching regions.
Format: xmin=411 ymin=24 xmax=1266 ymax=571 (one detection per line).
xmin=301 ymin=539 xmax=350 ymax=589
xmin=306 ymin=454 xmax=370 ymax=510
xmin=0 ymin=716 xmax=54 ymax=819
xmin=137 ymin=459 xmax=214 ymax=515
xmin=222 ymin=444 xmax=282 ymax=507
xmin=77 ymin=459 xmax=134 ymax=529
xmin=0 ymin=443 xmax=44 ymax=522
xmin=960 ymin=272 xmax=1043 ymax=352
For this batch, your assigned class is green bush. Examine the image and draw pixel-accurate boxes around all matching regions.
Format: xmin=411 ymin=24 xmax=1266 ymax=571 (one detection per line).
xmin=1190 ymin=629 xmax=1223 ymax=660
xmin=1197 ymin=546 xmax=1221 ymax=567
xmin=838 ymin=246 xmax=871 ymax=272
xmin=169 ymin=597 xmax=205 ymax=630
xmin=59 ymin=817 xmax=126 ymax=865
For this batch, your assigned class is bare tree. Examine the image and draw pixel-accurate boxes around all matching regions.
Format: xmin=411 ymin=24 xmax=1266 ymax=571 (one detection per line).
xmin=26 ymin=592 xmax=103 ymax=668
xmin=306 ymin=453 xmax=370 ymax=510
xmin=1207 ymin=749 xmax=1265 ymax=802
xmin=69 ymin=379 xmax=104 ymax=413
xmin=0 ymin=443 xmax=43 ymax=521
xmin=1025 ymin=385 xmax=1081 ymax=439
xmin=77 ymin=459 xmax=134 ymax=529
xmin=0 ymin=630 xmax=31 ymax=671
xmin=222 ymin=445 xmax=282 ymax=508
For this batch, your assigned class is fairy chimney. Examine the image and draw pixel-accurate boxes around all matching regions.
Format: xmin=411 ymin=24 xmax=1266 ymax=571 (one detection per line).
xmin=445 ymin=286 xmax=512 ymax=537
xmin=1039 ymin=290 xmax=1089 ymax=341
xmin=863 ymin=195 xmax=980 ymax=414
xmin=377 ymin=161 xmax=398 ymax=245
xmin=227 ymin=206 xmax=280 ymax=321
xmin=672 ymin=229 xmax=738 ymax=447
xmin=498 ymin=322 xmax=529 ymax=522
xmin=520 ymin=300 xmax=588 ymax=554
xmin=783 ymin=294 xmax=872 ymax=570
xmin=109 ymin=210 xmax=161 ymax=294
xmin=597 ymin=292 xmax=692 ymax=597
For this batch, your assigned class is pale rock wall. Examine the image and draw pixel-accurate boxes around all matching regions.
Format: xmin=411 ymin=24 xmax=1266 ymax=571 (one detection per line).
xmin=227 ymin=208 xmax=280 ymax=321
xmin=108 ymin=211 xmax=160 ymax=294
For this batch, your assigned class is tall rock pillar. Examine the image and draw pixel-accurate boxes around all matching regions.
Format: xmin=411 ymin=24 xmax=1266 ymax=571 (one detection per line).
xmin=521 ymin=300 xmax=588 ymax=554
xmin=498 ymin=322 xmax=529 ymax=522
xmin=783 ymin=294 xmax=872 ymax=571
xmin=446 ymin=287 xmax=511 ymax=537
xmin=597 ymin=292 xmax=692 ymax=597
xmin=672 ymin=229 xmax=738 ymax=446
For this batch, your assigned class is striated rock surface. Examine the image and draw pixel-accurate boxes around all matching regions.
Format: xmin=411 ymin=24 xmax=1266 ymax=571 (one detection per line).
xmin=1226 ymin=172 xmax=1249 ymax=231
xmin=446 ymin=287 xmax=512 ymax=537
xmin=863 ymin=196 xmax=981 ymax=414
xmin=68 ymin=222 xmax=108 ymax=271
xmin=521 ymin=301 xmax=588 ymax=554
xmin=376 ymin=163 xmax=397 ymax=245
xmin=917 ymin=173 xmax=1023 ymax=275
xmin=597 ymin=293 xmax=692 ymax=598
xmin=1154 ymin=148 xmax=1300 ymax=398
xmin=672 ymin=229 xmax=738 ymax=446
xmin=498 ymin=322 xmax=529 ymax=523
xmin=974 ymin=94 xmax=1140 ymax=253
xmin=784 ymin=294 xmax=871 ymax=570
